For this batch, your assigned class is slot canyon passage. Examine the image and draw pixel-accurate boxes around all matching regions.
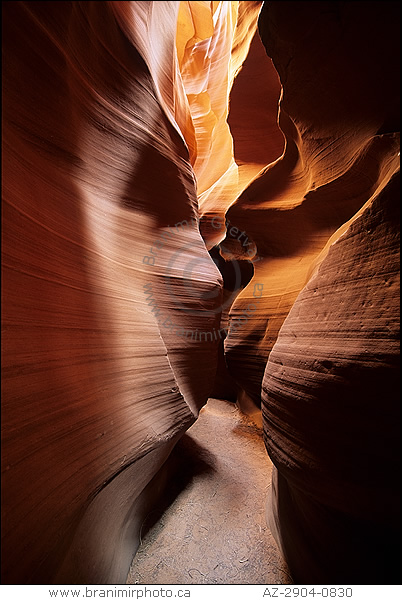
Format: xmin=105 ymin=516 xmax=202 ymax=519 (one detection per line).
xmin=1 ymin=0 xmax=400 ymax=587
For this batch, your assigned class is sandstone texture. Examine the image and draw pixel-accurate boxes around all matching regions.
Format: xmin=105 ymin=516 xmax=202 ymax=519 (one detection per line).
xmin=222 ymin=0 xmax=400 ymax=583
xmin=2 ymin=0 xmax=400 ymax=585
xmin=263 ymin=178 xmax=400 ymax=582
xmin=224 ymin=1 xmax=400 ymax=411
xmin=2 ymin=0 xmax=223 ymax=583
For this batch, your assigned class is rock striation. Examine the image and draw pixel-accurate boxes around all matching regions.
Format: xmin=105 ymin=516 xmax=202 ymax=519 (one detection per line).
xmin=224 ymin=0 xmax=400 ymax=409
xmin=221 ymin=0 xmax=400 ymax=583
xmin=1 ymin=0 xmax=224 ymax=584
xmin=1 ymin=0 xmax=400 ymax=586
xmin=263 ymin=175 xmax=400 ymax=583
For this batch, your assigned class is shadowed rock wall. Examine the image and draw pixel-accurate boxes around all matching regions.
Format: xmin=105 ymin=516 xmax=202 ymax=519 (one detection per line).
xmin=1 ymin=0 xmax=224 ymax=583
xmin=221 ymin=0 xmax=400 ymax=583
xmin=263 ymin=174 xmax=400 ymax=582
xmin=224 ymin=1 xmax=400 ymax=410
xmin=2 ymin=0 xmax=400 ymax=585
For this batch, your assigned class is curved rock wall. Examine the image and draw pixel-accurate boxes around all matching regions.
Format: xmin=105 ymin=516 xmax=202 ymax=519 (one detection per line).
xmin=224 ymin=0 xmax=400 ymax=409
xmin=220 ymin=0 xmax=400 ymax=583
xmin=2 ymin=0 xmax=400 ymax=586
xmin=182 ymin=1 xmax=263 ymax=248
xmin=1 ymin=0 xmax=229 ymax=584
xmin=263 ymin=174 xmax=400 ymax=582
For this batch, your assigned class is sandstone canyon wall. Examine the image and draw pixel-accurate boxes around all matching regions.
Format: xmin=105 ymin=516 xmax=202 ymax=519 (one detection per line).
xmin=221 ymin=0 xmax=400 ymax=584
xmin=1 ymin=0 xmax=247 ymax=583
xmin=2 ymin=0 xmax=400 ymax=586
xmin=263 ymin=175 xmax=400 ymax=583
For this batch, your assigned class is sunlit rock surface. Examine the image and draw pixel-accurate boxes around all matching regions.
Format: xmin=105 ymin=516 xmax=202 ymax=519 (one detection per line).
xmin=2 ymin=0 xmax=400 ymax=586
xmin=178 ymin=0 xmax=263 ymax=248
xmin=220 ymin=0 xmax=400 ymax=584
xmin=1 ymin=0 xmax=227 ymax=584
xmin=224 ymin=0 xmax=400 ymax=409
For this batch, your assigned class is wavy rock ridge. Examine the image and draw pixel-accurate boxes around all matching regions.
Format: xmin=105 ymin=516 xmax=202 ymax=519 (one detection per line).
xmin=2 ymin=0 xmax=223 ymax=584
xmin=223 ymin=0 xmax=400 ymax=583
xmin=2 ymin=0 xmax=400 ymax=585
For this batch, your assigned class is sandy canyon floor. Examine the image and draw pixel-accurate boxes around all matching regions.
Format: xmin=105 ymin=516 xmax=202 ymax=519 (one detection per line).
xmin=127 ymin=398 xmax=292 ymax=585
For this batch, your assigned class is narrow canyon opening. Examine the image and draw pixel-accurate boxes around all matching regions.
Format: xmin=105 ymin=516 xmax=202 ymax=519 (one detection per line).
xmin=2 ymin=0 xmax=400 ymax=588
xmin=124 ymin=24 xmax=289 ymax=584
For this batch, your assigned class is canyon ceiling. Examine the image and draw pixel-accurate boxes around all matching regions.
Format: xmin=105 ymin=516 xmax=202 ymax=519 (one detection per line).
xmin=2 ymin=0 xmax=400 ymax=585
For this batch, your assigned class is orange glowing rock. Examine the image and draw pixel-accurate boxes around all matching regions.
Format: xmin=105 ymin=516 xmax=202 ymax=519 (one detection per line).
xmin=177 ymin=1 xmax=263 ymax=235
xmin=2 ymin=0 xmax=399 ymax=586
xmin=222 ymin=0 xmax=400 ymax=583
